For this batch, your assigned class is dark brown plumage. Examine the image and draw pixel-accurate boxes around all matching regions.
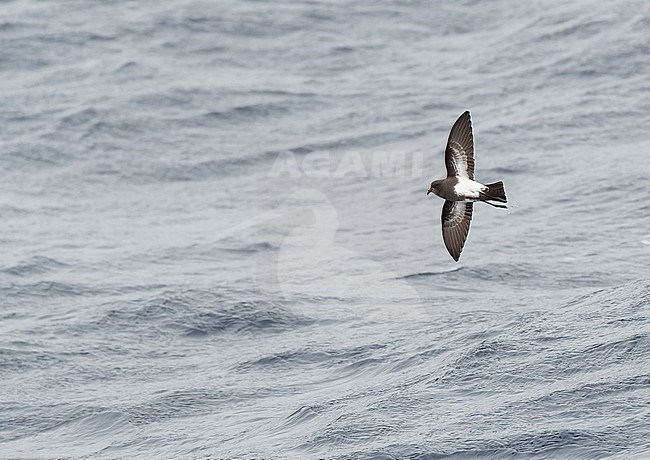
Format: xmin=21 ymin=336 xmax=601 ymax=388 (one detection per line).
xmin=442 ymin=200 xmax=473 ymax=262
xmin=445 ymin=111 xmax=475 ymax=180
xmin=427 ymin=111 xmax=508 ymax=261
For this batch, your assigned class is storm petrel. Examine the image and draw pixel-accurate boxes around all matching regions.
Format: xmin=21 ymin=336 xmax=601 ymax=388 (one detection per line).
xmin=427 ymin=111 xmax=507 ymax=261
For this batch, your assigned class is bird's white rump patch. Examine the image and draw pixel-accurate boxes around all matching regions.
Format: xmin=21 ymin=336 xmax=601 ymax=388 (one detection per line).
xmin=454 ymin=178 xmax=486 ymax=200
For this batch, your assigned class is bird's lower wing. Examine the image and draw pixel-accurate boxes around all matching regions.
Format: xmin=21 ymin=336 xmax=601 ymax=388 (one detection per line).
xmin=441 ymin=200 xmax=473 ymax=261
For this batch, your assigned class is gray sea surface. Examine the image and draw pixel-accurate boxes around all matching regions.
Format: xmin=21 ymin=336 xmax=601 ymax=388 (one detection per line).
xmin=1 ymin=0 xmax=649 ymax=458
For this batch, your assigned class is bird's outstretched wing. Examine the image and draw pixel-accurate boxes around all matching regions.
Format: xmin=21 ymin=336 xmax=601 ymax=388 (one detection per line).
xmin=445 ymin=111 xmax=475 ymax=180
xmin=441 ymin=200 xmax=473 ymax=261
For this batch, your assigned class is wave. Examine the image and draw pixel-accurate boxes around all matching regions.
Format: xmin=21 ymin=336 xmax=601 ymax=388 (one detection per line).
xmin=85 ymin=290 xmax=315 ymax=339
xmin=1 ymin=256 xmax=68 ymax=277
xmin=238 ymin=343 xmax=386 ymax=371
xmin=0 ymin=281 xmax=96 ymax=299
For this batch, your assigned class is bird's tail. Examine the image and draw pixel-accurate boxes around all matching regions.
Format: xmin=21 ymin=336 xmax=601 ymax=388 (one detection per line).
xmin=482 ymin=181 xmax=507 ymax=203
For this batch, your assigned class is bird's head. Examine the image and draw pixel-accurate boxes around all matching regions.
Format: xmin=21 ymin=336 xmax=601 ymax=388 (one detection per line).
xmin=427 ymin=180 xmax=442 ymax=196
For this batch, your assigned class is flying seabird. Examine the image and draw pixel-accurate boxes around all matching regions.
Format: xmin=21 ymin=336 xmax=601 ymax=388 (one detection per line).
xmin=427 ymin=111 xmax=507 ymax=261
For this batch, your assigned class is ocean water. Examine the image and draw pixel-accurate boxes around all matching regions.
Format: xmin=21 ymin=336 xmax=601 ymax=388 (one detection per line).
xmin=1 ymin=0 xmax=649 ymax=458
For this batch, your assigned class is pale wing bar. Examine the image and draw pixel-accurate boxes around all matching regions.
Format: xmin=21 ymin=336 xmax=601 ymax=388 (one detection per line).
xmin=441 ymin=200 xmax=473 ymax=261
xmin=445 ymin=111 xmax=475 ymax=180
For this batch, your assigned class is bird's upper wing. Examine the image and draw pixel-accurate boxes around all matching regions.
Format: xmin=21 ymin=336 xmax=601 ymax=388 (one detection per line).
xmin=441 ymin=200 xmax=473 ymax=261
xmin=445 ymin=111 xmax=475 ymax=180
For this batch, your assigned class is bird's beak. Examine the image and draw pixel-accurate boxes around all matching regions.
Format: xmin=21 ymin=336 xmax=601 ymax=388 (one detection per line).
xmin=427 ymin=190 xmax=431 ymax=195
